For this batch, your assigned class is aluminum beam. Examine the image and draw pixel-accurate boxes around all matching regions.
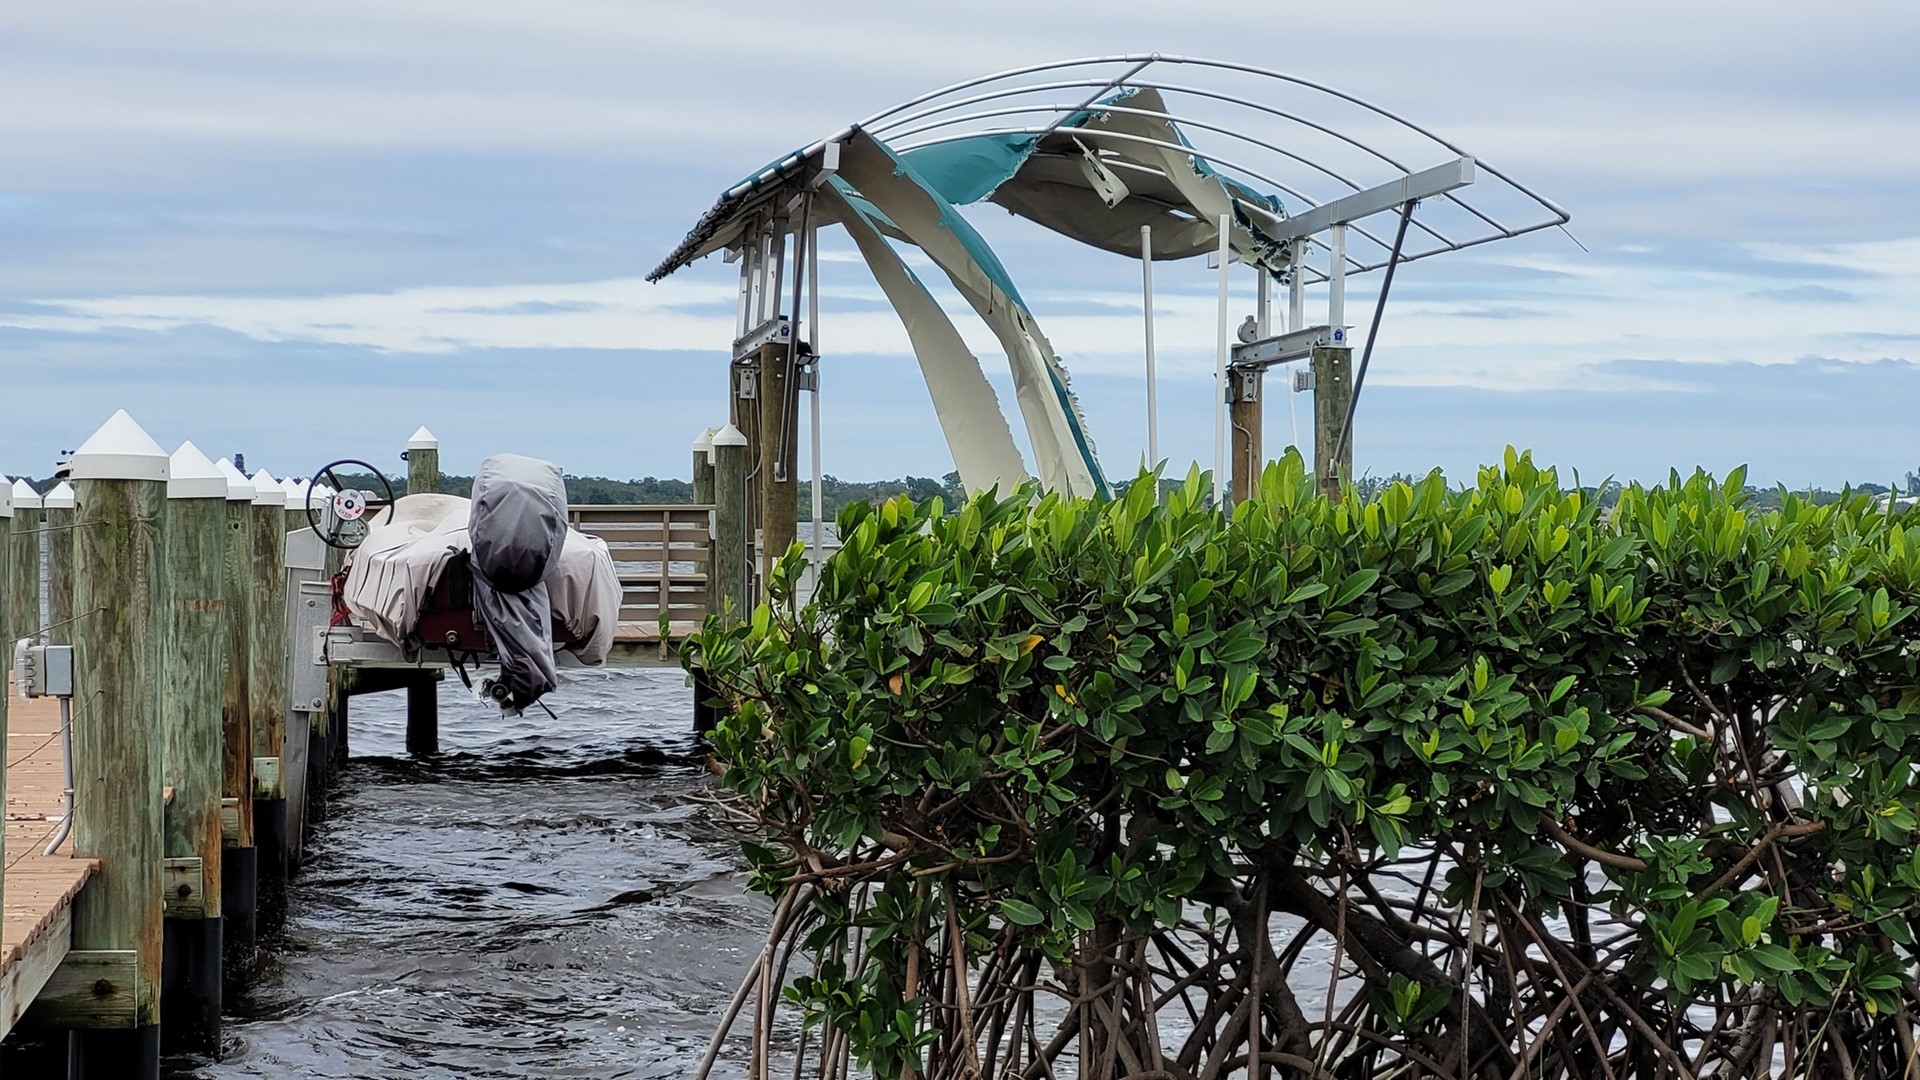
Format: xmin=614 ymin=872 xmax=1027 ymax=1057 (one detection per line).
xmin=1249 ymin=157 xmax=1474 ymax=243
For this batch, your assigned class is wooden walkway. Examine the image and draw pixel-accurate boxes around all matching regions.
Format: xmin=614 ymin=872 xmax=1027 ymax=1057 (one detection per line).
xmin=2 ymin=686 xmax=94 ymax=1040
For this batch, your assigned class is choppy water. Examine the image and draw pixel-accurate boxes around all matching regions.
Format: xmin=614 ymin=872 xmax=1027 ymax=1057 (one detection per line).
xmin=176 ymin=666 xmax=769 ymax=1079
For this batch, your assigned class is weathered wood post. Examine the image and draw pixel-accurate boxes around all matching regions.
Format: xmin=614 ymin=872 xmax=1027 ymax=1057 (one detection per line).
xmin=1311 ymin=345 xmax=1354 ymax=497
xmin=403 ymin=429 xmax=441 ymax=756
xmin=1228 ymin=368 xmax=1263 ymax=506
xmin=690 ymin=427 xmax=719 ymax=734
xmin=276 ymin=478 xmax=320 ymax=865
xmin=692 ymin=427 xmax=716 ymax=505
xmin=44 ymin=480 xmax=77 ymax=642
xmin=711 ymin=424 xmax=750 ymax=626
xmin=1 ymin=478 xmax=10 ymax=936
xmin=212 ymin=458 xmax=257 ymax=977
xmin=7 ymin=477 xmax=40 ymax=641
xmin=158 ymin=442 xmax=229 ymax=1052
xmin=757 ymin=346 xmax=797 ymax=584
xmin=65 ymin=409 xmax=169 ymax=1076
xmin=405 ymin=426 xmax=439 ymax=496
xmin=246 ymin=468 xmax=290 ymax=929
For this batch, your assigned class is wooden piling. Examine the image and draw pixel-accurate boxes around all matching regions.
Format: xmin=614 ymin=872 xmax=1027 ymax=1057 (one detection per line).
xmin=1 ymin=479 xmax=11 ymax=936
xmin=757 ymin=345 xmax=797 ymax=583
xmin=213 ymin=459 xmax=257 ymax=977
xmin=7 ymin=478 xmax=40 ymax=643
xmin=157 ymin=442 xmax=229 ymax=1052
xmin=246 ymin=470 xmax=289 ymax=930
xmin=1228 ymin=368 xmax=1263 ymax=506
xmin=43 ymin=481 xmax=77 ymax=643
xmin=402 ymin=430 xmax=441 ymax=756
xmin=65 ymin=409 xmax=169 ymax=1075
xmin=690 ymin=428 xmax=720 ymax=734
xmin=1311 ymin=345 xmax=1354 ymax=497
xmin=692 ymin=428 xmax=716 ymax=506
xmin=712 ymin=424 xmax=750 ymax=624
xmin=406 ymin=426 xmax=440 ymax=497
xmin=733 ymin=363 xmax=761 ymax=604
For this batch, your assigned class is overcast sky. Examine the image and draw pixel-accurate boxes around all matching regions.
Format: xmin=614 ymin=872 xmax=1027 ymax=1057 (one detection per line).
xmin=2 ymin=2 xmax=1915 ymax=490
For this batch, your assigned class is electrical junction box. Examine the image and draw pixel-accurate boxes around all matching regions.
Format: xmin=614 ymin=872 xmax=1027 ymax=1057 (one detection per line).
xmin=13 ymin=642 xmax=74 ymax=698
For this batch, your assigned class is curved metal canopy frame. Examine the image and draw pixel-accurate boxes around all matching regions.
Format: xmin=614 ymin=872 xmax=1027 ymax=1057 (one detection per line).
xmin=650 ymin=53 xmax=1567 ymax=284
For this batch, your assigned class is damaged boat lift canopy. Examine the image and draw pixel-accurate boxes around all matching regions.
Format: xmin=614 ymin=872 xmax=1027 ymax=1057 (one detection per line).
xmin=649 ymin=54 xmax=1569 ymax=506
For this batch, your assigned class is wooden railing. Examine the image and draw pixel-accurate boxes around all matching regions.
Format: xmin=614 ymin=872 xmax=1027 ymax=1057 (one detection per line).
xmin=567 ymin=504 xmax=713 ymax=644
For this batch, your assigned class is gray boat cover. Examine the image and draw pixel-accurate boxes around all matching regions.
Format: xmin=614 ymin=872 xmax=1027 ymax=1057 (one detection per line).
xmin=469 ymin=454 xmax=568 ymax=711
xmin=340 ymin=476 xmax=621 ymax=702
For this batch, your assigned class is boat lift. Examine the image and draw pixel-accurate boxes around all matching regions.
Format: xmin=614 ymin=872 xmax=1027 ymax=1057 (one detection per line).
xmin=649 ymin=54 xmax=1569 ymax=577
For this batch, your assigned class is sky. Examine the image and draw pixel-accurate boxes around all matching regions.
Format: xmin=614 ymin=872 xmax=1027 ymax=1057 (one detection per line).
xmin=2 ymin=1 xmax=1916 ymax=491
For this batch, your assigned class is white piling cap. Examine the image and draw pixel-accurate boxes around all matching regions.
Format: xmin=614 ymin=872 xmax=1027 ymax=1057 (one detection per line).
xmin=249 ymin=468 xmax=285 ymax=507
xmin=0 ymin=478 xmax=10 ymax=519
xmin=692 ymin=427 xmax=716 ymax=454
xmin=168 ymin=441 xmax=229 ymax=500
xmin=41 ymin=481 xmax=76 ymax=510
xmin=280 ymin=476 xmax=312 ymax=508
xmin=407 ymin=426 xmax=439 ymax=452
xmin=69 ymin=409 xmax=170 ymax=482
xmin=711 ymin=423 xmax=748 ymax=448
xmin=11 ymin=477 xmax=41 ymax=510
xmin=214 ymin=457 xmax=256 ymax=501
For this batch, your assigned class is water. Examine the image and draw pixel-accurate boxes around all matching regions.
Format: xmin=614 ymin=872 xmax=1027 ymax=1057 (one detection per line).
xmin=173 ymin=666 xmax=770 ymax=1078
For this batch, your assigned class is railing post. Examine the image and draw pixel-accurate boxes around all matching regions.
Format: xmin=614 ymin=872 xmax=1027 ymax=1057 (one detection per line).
xmin=66 ymin=409 xmax=169 ymax=1076
xmin=246 ymin=469 xmax=290 ymax=930
xmin=158 ymin=442 xmax=229 ymax=1052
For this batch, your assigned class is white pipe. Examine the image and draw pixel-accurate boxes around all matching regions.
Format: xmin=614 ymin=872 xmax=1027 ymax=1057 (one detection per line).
xmin=1141 ymin=225 xmax=1158 ymax=471
xmin=1257 ymin=266 xmax=1271 ymax=337
xmin=808 ymin=220 xmax=824 ymax=593
xmin=1288 ymin=241 xmax=1304 ymax=333
xmin=1213 ymin=213 xmax=1231 ymax=508
xmin=1330 ymin=222 xmax=1348 ymax=332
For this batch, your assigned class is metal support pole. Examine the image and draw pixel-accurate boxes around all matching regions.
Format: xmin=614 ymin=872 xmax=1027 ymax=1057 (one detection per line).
xmin=1141 ymin=225 xmax=1159 ymax=471
xmin=1213 ymin=214 xmax=1232 ymax=508
xmin=1288 ymin=241 xmax=1304 ymax=336
xmin=1335 ymin=201 xmax=1418 ymax=467
xmin=1329 ymin=223 xmax=1348 ymax=332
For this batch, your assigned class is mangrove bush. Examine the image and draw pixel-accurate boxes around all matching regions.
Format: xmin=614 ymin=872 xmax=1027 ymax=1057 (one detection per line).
xmin=686 ymin=449 xmax=1920 ymax=1080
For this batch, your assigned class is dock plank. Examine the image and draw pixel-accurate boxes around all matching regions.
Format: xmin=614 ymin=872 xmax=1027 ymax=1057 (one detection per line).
xmin=3 ymin=686 xmax=97 ymax=1042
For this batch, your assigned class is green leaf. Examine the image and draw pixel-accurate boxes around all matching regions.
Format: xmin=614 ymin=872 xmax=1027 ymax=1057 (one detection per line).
xmin=999 ymin=898 xmax=1045 ymax=926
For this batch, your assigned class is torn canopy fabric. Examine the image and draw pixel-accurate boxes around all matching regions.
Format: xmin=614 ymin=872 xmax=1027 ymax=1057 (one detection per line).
xmin=831 ymin=129 xmax=1109 ymax=499
xmin=895 ymin=88 xmax=1291 ymax=273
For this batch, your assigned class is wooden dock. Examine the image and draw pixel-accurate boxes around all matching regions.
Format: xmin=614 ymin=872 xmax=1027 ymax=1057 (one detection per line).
xmin=2 ymin=686 xmax=95 ymax=1042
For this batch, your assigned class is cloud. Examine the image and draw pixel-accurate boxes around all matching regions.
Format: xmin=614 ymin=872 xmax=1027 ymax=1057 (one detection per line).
xmin=1748 ymin=285 xmax=1856 ymax=304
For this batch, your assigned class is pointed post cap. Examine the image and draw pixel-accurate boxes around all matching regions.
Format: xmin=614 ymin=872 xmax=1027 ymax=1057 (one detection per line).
xmin=214 ymin=457 xmax=256 ymax=501
xmin=11 ymin=477 xmax=41 ymax=509
xmin=168 ymin=441 xmax=229 ymax=499
xmin=407 ymin=426 xmax=439 ymax=452
xmin=0 ymin=478 xmax=10 ymax=519
xmin=711 ymin=423 xmax=748 ymax=448
xmin=692 ymin=427 xmax=716 ymax=453
xmin=69 ymin=409 xmax=169 ymax=482
xmin=41 ymin=481 xmax=76 ymax=510
xmin=249 ymin=468 xmax=285 ymax=507
xmin=280 ymin=476 xmax=313 ymax=508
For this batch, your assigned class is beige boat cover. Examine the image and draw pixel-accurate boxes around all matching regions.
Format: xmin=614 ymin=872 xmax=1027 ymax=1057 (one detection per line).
xmin=342 ymin=492 xmax=621 ymax=665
